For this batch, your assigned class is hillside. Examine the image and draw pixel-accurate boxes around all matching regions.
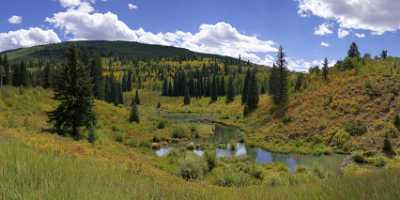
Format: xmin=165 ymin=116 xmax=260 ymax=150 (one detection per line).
xmin=0 ymin=40 xmax=242 ymax=63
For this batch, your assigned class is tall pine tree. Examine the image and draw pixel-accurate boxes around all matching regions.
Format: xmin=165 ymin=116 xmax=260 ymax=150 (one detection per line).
xmin=322 ymin=57 xmax=329 ymax=82
xmin=48 ymin=46 xmax=96 ymax=140
xmin=226 ymin=75 xmax=235 ymax=103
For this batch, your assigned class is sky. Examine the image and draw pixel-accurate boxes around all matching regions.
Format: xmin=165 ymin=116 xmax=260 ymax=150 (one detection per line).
xmin=1 ymin=0 xmax=400 ymax=71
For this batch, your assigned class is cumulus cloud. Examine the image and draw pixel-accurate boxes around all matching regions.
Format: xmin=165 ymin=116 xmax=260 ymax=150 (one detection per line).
xmin=298 ymin=0 xmax=400 ymax=35
xmin=338 ymin=28 xmax=349 ymax=39
xmin=46 ymin=7 xmax=278 ymax=65
xmin=320 ymin=42 xmax=329 ymax=47
xmin=128 ymin=3 xmax=138 ymax=10
xmin=314 ymin=23 xmax=333 ymax=36
xmin=0 ymin=28 xmax=61 ymax=52
xmin=355 ymin=33 xmax=365 ymax=38
xmin=8 ymin=16 xmax=23 ymax=25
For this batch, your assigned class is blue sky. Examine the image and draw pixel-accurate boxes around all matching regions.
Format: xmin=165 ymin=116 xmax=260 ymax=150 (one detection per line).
xmin=1 ymin=0 xmax=399 ymax=71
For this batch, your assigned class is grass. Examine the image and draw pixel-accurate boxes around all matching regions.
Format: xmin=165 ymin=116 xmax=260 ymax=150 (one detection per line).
xmin=1 ymin=57 xmax=400 ymax=199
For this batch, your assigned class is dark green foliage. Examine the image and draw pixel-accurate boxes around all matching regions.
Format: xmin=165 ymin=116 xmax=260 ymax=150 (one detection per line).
xmin=184 ymin=84 xmax=191 ymax=105
xmin=348 ymin=42 xmax=360 ymax=58
xmin=89 ymin=55 xmax=105 ymax=100
xmin=245 ymin=68 xmax=259 ymax=113
xmin=381 ymin=50 xmax=388 ymax=59
xmin=48 ymin=45 xmax=96 ymax=140
xmin=12 ymin=61 xmax=28 ymax=87
xmin=134 ymin=90 xmax=141 ymax=105
xmin=129 ymin=103 xmax=140 ymax=123
xmin=226 ymin=75 xmax=235 ymax=103
xmin=42 ymin=63 xmax=53 ymax=89
xmin=162 ymin=77 xmax=169 ymax=96
xmin=271 ymin=46 xmax=289 ymax=114
xmin=344 ymin=122 xmax=367 ymax=136
xmin=383 ymin=134 xmax=396 ymax=156
xmin=322 ymin=57 xmax=329 ymax=81
xmin=157 ymin=121 xmax=166 ymax=129
xmin=394 ymin=114 xmax=400 ymax=131
xmin=88 ymin=124 xmax=97 ymax=144
xmin=210 ymin=75 xmax=218 ymax=103
xmin=241 ymin=69 xmax=251 ymax=104
xmin=172 ymin=128 xmax=185 ymax=139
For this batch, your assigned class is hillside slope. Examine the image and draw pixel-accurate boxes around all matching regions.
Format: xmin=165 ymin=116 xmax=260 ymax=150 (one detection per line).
xmin=0 ymin=40 xmax=240 ymax=63
xmin=243 ymin=58 xmax=400 ymax=154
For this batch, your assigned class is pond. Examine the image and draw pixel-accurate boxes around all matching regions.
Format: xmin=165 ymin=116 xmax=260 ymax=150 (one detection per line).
xmin=156 ymin=143 xmax=345 ymax=173
xmin=156 ymin=112 xmax=346 ymax=173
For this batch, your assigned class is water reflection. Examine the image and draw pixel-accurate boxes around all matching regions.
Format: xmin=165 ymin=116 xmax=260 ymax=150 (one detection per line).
xmin=155 ymin=147 xmax=172 ymax=157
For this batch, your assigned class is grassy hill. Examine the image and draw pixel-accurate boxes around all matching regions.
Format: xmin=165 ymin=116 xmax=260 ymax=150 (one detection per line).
xmin=1 ymin=87 xmax=400 ymax=199
xmin=0 ymin=40 xmax=242 ymax=63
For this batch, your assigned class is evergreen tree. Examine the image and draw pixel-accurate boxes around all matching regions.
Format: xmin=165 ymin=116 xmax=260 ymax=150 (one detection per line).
xmin=272 ymin=46 xmax=289 ymax=114
xmin=381 ymin=50 xmax=388 ymax=59
xmin=48 ymin=46 xmax=96 ymax=140
xmin=90 ymin=55 xmax=105 ymax=100
xmin=226 ymin=75 xmax=235 ymax=103
xmin=246 ymin=68 xmax=259 ymax=112
xmin=269 ymin=64 xmax=278 ymax=95
xmin=162 ymin=77 xmax=169 ymax=96
xmin=3 ymin=55 xmax=10 ymax=85
xmin=348 ymin=42 xmax=360 ymax=58
xmin=88 ymin=124 xmax=97 ymax=144
xmin=322 ymin=57 xmax=329 ymax=81
xmin=42 ymin=63 xmax=52 ymax=89
xmin=184 ymin=84 xmax=191 ymax=105
xmin=210 ymin=75 xmax=218 ymax=102
xmin=241 ymin=69 xmax=251 ymax=104
xmin=383 ymin=134 xmax=396 ymax=156
xmin=129 ymin=103 xmax=140 ymax=123
xmin=219 ymin=76 xmax=226 ymax=96
xmin=126 ymin=70 xmax=133 ymax=91
xmin=134 ymin=89 xmax=141 ymax=105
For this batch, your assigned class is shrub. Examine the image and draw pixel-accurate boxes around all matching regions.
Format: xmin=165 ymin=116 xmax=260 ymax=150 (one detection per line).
xmin=177 ymin=154 xmax=208 ymax=180
xmin=344 ymin=122 xmax=367 ymax=136
xmin=157 ymin=121 xmax=166 ymax=129
xmin=332 ymin=129 xmax=351 ymax=147
xmin=352 ymin=152 xmax=367 ymax=164
xmin=214 ymin=171 xmax=253 ymax=187
xmin=87 ymin=126 xmax=97 ymax=144
xmin=172 ymin=128 xmax=186 ymax=139
xmin=383 ymin=134 xmax=396 ymax=156
xmin=115 ymin=133 xmax=124 ymax=143
xmin=394 ymin=114 xmax=400 ymax=131
xmin=204 ymin=151 xmax=216 ymax=171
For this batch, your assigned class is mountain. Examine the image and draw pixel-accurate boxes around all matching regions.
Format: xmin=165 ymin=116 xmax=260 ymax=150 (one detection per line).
xmin=0 ymin=40 xmax=243 ymax=63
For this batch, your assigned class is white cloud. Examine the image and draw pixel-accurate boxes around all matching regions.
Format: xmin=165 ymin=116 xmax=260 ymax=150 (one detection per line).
xmin=0 ymin=28 xmax=61 ymax=52
xmin=314 ymin=23 xmax=333 ymax=36
xmin=320 ymin=42 xmax=329 ymax=47
xmin=8 ymin=16 xmax=23 ymax=25
xmin=298 ymin=0 xmax=400 ymax=35
xmin=59 ymin=0 xmax=81 ymax=8
xmin=338 ymin=28 xmax=349 ymax=39
xmin=128 ymin=3 xmax=138 ymax=10
xmin=355 ymin=33 xmax=365 ymax=38
xmin=46 ymin=7 xmax=278 ymax=65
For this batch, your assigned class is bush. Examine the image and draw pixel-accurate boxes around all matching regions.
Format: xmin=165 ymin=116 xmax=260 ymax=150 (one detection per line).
xmin=177 ymin=154 xmax=208 ymax=180
xmin=87 ymin=126 xmax=97 ymax=144
xmin=157 ymin=121 xmax=166 ymax=129
xmin=214 ymin=171 xmax=253 ymax=187
xmin=344 ymin=122 xmax=367 ymax=136
xmin=204 ymin=151 xmax=216 ymax=171
xmin=352 ymin=152 xmax=367 ymax=164
xmin=394 ymin=114 xmax=400 ymax=131
xmin=383 ymin=134 xmax=396 ymax=156
xmin=332 ymin=129 xmax=351 ymax=147
xmin=115 ymin=133 xmax=124 ymax=143
xmin=172 ymin=128 xmax=186 ymax=139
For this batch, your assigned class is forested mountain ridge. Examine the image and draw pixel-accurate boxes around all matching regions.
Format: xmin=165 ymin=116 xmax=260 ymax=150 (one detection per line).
xmin=0 ymin=40 xmax=247 ymax=64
